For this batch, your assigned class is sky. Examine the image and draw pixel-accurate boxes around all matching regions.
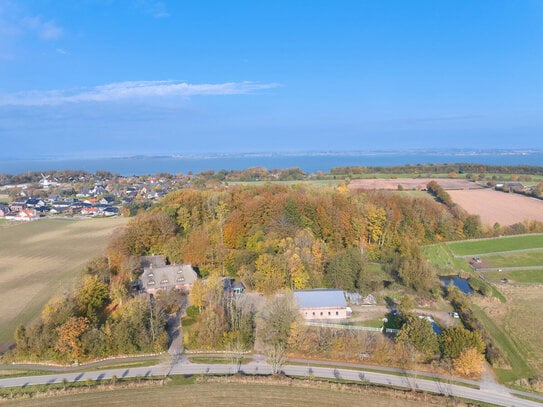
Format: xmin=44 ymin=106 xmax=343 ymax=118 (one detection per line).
xmin=0 ymin=0 xmax=542 ymax=159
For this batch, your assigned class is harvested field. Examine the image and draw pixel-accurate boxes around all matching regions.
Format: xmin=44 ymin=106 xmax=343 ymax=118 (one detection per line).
xmin=0 ymin=218 xmax=126 ymax=346
xmin=448 ymin=189 xmax=543 ymax=226
xmin=7 ymin=380 xmax=442 ymax=407
xmin=348 ymin=178 xmax=482 ymax=191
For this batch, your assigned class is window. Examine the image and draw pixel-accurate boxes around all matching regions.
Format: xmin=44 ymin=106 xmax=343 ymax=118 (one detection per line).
xmin=148 ymin=280 xmax=155 ymax=286
xmin=328 ymin=312 xmax=331 ymax=316
xmin=312 ymin=312 xmax=315 ymax=316
xmin=336 ymin=311 xmax=339 ymax=316
xmin=320 ymin=312 xmax=323 ymax=316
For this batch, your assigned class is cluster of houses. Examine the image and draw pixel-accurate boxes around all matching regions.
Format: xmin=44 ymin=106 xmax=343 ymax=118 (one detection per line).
xmin=0 ymin=194 xmax=120 ymax=220
xmin=0 ymin=173 xmax=192 ymax=221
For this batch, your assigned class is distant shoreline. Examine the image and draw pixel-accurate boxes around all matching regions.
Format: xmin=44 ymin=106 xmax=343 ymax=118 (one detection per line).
xmin=1 ymin=150 xmax=543 ymax=176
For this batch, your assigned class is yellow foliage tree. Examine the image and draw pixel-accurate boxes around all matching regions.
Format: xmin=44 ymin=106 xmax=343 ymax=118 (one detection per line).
xmin=453 ymin=347 xmax=485 ymax=377
xmin=55 ymin=316 xmax=90 ymax=361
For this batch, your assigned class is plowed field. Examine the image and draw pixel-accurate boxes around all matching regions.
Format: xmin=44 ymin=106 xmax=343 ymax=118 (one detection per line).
xmin=448 ymin=189 xmax=543 ymax=226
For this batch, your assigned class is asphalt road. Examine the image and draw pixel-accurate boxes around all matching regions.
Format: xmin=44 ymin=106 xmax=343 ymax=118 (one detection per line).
xmin=1 ymin=357 xmax=542 ymax=407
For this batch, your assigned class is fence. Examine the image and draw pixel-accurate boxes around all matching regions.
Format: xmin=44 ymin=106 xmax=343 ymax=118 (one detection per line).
xmin=304 ymin=321 xmax=383 ymax=332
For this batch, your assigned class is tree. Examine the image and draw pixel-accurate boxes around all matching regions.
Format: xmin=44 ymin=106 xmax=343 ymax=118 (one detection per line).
xmin=440 ymin=326 xmax=485 ymax=359
xmin=396 ymin=295 xmax=415 ymax=316
xmin=76 ymin=275 xmax=109 ymax=322
xmin=453 ymin=347 xmax=485 ymax=377
xmin=257 ymin=292 xmax=299 ymax=374
xmin=395 ymin=314 xmax=439 ymax=361
xmin=324 ymin=247 xmax=363 ymax=291
xmin=254 ymin=254 xmax=287 ymax=294
xmin=55 ymin=316 xmax=90 ymax=361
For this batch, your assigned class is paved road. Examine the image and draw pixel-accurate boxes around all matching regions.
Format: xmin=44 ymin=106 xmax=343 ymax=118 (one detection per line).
xmin=1 ymin=357 xmax=542 ymax=406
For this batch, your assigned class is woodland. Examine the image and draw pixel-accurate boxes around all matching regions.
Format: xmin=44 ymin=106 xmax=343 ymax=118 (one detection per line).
xmin=9 ymin=183 xmax=543 ymax=371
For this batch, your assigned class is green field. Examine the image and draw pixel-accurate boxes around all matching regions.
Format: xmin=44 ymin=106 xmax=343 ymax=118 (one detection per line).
xmin=447 ymin=234 xmax=543 ymax=256
xmin=226 ymin=179 xmax=341 ymax=187
xmin=481 ymin=251 xmax=543 ymax=268
xmin=484 ymin=269 xmax=543 ymax=284
xmin=6 ymin=380 xmax=442 ymax=407
xmin=426 ymin=235 xmax=543 ymax=384
xmin=0 ymin=218 xmax=127 ymax=345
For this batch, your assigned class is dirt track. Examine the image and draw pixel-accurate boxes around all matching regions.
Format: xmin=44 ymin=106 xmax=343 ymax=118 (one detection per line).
xmin=448 ymin=189 xmax=543 ymax=226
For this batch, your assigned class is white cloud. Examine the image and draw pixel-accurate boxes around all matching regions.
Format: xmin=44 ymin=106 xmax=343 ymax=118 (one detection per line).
xmin=22 ymin=16 xmax=63 ymax=41
xmin=134 ymin=0 xmax=170 ymax=18
xmin=0 ymin=80 xmax=282 ymax=106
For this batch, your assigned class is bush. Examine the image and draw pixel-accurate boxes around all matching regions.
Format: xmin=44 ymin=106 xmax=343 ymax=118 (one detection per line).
xmin=185 ymin=305 xmax=200 ymax=319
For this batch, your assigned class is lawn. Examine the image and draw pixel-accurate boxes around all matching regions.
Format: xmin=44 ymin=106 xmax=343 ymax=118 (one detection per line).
xmin=480 ymin=251 xmax=543 ymax=268
xmin=0 ymin=217 xmax=127 ymax=345
xmin=473 ymin=285 xmax=543 ymax=384
xmin=447 ymin=234 xmax=543 ymax=256
xmin=484 ymin=269 xmax=543 ymax=284
xmin=6 ymin=380 xmax=442 ymax=407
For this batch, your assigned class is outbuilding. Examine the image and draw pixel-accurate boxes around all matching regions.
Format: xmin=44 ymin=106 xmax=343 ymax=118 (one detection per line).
xmin=294 ymin=289 xmax=352 ymax=321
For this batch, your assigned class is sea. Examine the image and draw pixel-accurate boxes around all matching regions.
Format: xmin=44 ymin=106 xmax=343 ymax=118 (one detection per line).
xmin=1 ymin=150 xmax=543 ymax=176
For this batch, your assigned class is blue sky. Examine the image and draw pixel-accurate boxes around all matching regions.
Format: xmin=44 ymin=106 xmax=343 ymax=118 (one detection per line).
xmin=1 ymin=0 xmax=542 ymax=158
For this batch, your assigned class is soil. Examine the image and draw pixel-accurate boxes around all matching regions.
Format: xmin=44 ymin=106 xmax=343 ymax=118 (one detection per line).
xmin=448 ymin=189 xmax=543 ymax=226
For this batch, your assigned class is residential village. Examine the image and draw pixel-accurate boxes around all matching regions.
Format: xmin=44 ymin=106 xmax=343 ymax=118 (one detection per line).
xmin=0 ymin=172 xmax=190 ymax=221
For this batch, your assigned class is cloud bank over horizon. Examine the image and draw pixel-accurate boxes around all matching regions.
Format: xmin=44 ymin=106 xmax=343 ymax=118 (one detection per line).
xmin=0 ymin=80 xmax=281 ymax=106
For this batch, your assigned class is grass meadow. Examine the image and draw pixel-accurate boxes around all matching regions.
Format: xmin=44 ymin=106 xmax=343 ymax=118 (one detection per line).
xmin=0 ymin=217 xmax=126 ymax=345
xmin=425 ymin=234 xmax=543 ymax=384
xmin=473 ymin=286 xmax=543 ymax=383
xmin=447 ymin=234 xmax=543 ymax=256
xmin=484 ymin=269 xmax=543 ymax=284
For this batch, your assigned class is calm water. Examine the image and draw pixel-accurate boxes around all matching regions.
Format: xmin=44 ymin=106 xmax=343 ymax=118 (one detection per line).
xmin=1 ymin=151 xmax=543 ymax=176
xmin=440 ymin=276 xmax=473 ymax=294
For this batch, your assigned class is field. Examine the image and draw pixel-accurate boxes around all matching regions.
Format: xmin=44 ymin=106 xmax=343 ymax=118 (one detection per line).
xmin=447 ymin=234 xmax=543 ymax=256
xmin=448 ymin=189 xmax=543 ymax=226
xmin=6 ymin=380 xmax=442 ymax=407
xmin=348 ymin=177 xmax=481 ymax=191
xmin=425 ymin=235 xmax=543 ymax=384
xmin=0 ymin=218 xmax=126 ymax=346
xmin=474 ymin=286 xmax=543 ymax=383
xmin=484 ymin=269 xmax=543 ymax=284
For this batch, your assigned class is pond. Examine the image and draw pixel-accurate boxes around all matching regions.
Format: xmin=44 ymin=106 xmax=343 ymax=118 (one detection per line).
xmin=439 ymin=275 xmax=473 ymax=294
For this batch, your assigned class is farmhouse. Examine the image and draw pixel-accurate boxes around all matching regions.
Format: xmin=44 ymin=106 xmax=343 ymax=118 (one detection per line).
xmin=294 ymin=289 xmax=352 ymax=321
xmin=139 ymin=257 xmax=197 ymax=294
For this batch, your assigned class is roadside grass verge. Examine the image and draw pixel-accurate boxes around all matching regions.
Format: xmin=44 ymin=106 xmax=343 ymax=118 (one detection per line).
xmin=187 ymin=356 xmax=252 ymax=364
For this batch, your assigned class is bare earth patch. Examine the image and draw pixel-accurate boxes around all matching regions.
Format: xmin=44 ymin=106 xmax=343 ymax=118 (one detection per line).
xmin=448 ymin=189 xmax=543 ymax=226
xmin=348 ymin=178 xmax=482 ymax=191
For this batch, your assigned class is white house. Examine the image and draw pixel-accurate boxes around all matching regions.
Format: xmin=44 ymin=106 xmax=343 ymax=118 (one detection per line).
xmin=294 ymin=289 xmax=352 ymax=321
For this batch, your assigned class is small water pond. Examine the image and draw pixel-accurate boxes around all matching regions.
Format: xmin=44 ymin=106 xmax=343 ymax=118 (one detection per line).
xmin=439 ymin=275 xmax=473 ymax=294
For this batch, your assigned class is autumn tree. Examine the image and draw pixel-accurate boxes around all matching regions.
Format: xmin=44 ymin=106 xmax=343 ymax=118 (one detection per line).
xmin=55 ymin=316 xmax=90 ymax=361
xmin=453 ymin=347 xmax=485 ymax=377
xmin=257 ymin=292 xmax=299 ymax=374
xmin=440 ymin=326 xmax=485 ymax=359
xmin=76 ymin=275 xmax=109 ymax=322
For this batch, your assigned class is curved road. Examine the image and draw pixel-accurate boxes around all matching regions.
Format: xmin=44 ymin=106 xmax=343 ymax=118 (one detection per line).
xmin=1 ymin=357 xmax=542 ymax=406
